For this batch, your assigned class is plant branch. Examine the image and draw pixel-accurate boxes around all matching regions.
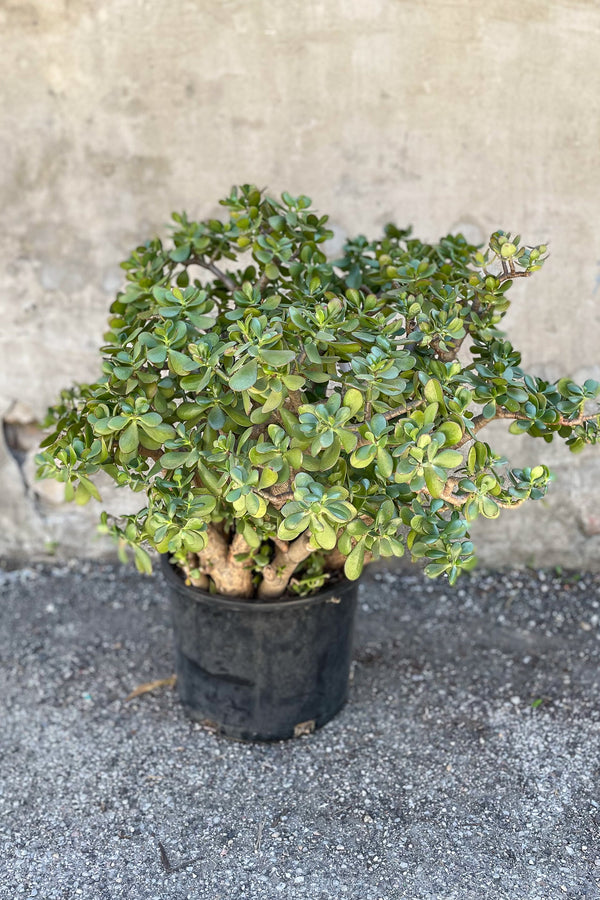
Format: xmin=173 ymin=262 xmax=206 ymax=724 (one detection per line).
xmin=257 ymin=247 xmax=301 ymax=293
xmin=258 ymin=531 xmax=314 ymax=599
xmin=257 ymin=271 xmax=270 ymax=293
xmin=440 ymin=476 xmax=463 ymax=507
xmin=182 ymin=552 xmax=209 ymax=589
xmin=190 ymin=255 xmax=237 ymax=292
xmin=322 ymin=547 xmax=346 ymax=571
xmin=284 ymin=391 xmax=304 ymax=414
xmin=196 ymin=524 xmax=253 ymax=597
xmin=497 ymin=271 xmax=532 ymax=284
xmin=434 ymin=477 xmax=526 ymax=511
xmin=383 ymin=399 xmax=425 ymax=422
xmin=432 ymin=341 xmax=459 ymax=362
xmin=457 ymin=407 xmax=600 ymax=448
xmin=495 ymin=497 xmax=527 ymax=509
xmin=353 ymin=400 xmax=426 ymax=447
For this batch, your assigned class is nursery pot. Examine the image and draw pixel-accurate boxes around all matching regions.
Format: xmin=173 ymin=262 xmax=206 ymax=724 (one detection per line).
xmin=161 ymin=556 xmax=358 ymax=741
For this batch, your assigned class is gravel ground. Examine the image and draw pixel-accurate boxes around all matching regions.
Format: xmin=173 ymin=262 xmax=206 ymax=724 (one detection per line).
xmin=1 ymin=560 xmax=600 ymax=900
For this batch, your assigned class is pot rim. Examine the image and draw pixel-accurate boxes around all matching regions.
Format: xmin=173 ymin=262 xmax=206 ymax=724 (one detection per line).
xmin=160 ymin=553 xmax=356 ymax=612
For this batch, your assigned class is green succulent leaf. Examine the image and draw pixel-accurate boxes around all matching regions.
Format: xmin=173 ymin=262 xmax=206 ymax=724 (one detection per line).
xmin=424 ymin=378 xmax=444 ymax=405
xmin=344 ymin=540 xmax=366 ymax=581
xmin=439 ymin=421 xmax=463 ymax=446
xmin=424 ymin=466 xmax=445 ymax=499
xmin=311 ymin=519 xmax=337 ymax=550
xmin=376 ymin=447 xmax=394 ymax=478
xmin=133 ymin=546 xmax=154 ymax=574
xmin=160 ymin=451 xmax=191 ymax=469
xmin=260 ymin=349 xmax=297 ymax=367
xmin=433 ymin=449 xmax=463 ymax=469
xmin=170 ymin=243 xmax=192 ymax=263
xmin=168 ymin=350 xmax=198 ymax=375
xmin=350 ymin=444 xmax=377 ymax=468
xmin=119 ymin=421 xmax=139 ymax=454
xmin=481 ymin=497 xmax=500 ymax=518
xmin=343 ymin=387 xmax=363 ymax=416
xmin=230 ymin=360 xmax=258 ymax=391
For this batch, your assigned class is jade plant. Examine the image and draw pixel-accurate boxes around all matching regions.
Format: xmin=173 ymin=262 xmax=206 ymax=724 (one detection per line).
xmin=36 ymin=185 xmax=600 ymax=599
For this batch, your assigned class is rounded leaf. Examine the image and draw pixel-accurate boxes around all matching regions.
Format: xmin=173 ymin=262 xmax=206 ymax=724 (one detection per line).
xmin=343 ymin=387 xmax=363 ymax=417
xmin=439 ymin=421 xmax=463 ymax=446
xmin=261 ymin=349 xmax=296 ymax=367
xmin=481 ymin=496 xmax=500 ymax=518
xmin=344 ymin=540 xmax=366 ymax=581
xmin=119 ymin=421 xmax=139 ymax=455
xmin=433 ymin=449 xmax=463 ymax=469
xmin=230 ymin=360 xmax=258 ymax=391
xmin=424 ymin=466 xmax=445 ymax=499
xmin=424 ymin=378 xmax=443 ymax=404
xmin=350 ymin=444 xmax=377 ymax=468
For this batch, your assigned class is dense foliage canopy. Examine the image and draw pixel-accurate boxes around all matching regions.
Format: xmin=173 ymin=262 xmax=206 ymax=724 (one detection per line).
xmin=37 ymin=185 xmax=600 ymax=598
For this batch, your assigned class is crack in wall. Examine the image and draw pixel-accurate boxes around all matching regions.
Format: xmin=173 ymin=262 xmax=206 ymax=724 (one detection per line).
xmin=3 ymin=421 xmax=32 ymax=486
xmin=0 ymin=408 xmax=55 ymax=554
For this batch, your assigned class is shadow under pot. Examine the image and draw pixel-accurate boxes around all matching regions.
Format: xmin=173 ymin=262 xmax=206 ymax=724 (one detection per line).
xmin=161 ymin=555 xmax=358 ymax=742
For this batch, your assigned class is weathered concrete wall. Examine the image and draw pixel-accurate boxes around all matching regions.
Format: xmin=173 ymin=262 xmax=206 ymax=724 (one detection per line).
xmin=1 ymin=0 xmax=599 ymax=567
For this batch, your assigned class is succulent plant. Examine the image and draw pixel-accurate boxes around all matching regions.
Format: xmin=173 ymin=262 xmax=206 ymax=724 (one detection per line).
xmin=36 ymin=185 xmax=600 ymax=598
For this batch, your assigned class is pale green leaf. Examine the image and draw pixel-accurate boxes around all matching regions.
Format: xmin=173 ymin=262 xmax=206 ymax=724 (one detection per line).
xmin=344 ymin=540 xmax=366 ymax=581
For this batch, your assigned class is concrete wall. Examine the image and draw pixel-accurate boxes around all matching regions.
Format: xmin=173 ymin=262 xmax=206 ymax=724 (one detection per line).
xmin=1 ymin=0 xmax=599 ymax=568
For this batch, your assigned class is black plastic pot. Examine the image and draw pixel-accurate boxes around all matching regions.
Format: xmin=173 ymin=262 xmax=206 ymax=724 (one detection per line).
xmin=161 ymin=556 xmax=358 ymax=741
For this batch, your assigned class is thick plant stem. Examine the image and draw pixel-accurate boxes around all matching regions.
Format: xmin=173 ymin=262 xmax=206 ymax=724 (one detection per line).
xmin=258 ymin=532 xmax=314 ymax=600
xmin=183 ymin=553 xmax=209 ymax=589
xmin=323 ymin=547 xmax=346 ymax=571
xmin=196 ymin=525 xmax=254 ymax=597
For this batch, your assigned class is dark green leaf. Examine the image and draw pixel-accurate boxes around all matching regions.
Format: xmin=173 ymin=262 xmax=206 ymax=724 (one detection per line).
xmin=160 ymin=451 xmax=191 ymax=469
xmin=207 ymin=407 xmax=226 ymax=430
